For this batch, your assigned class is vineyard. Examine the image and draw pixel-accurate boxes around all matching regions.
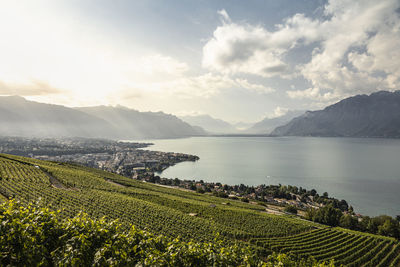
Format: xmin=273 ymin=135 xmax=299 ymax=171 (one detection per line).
xmin=250 ymin=228 xmax=400 ymax=266
xmin=0 ymin=153 xmax=399 ymax=266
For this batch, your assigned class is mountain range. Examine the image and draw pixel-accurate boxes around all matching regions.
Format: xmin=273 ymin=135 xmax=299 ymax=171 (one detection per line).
xmin=2 ymin=91 xmax=400 ymax=139
xmin=78 ymin=106 xmax=205 ymax=139
xmin=272 ymin=91 xmax=400 ymax=138
xmin=0 ymin=96 xmax=205 ymax=139
xmin=179 ymin=112 xmax=304 ymax=134
xmin=179 ymin=114 xmax=238 ymax=134
xmin=246 ymin=110 xmax=305 ymax=134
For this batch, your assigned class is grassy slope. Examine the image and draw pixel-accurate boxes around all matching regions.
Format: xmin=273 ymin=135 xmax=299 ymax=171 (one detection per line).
xmin=0 ymin=153 xmax=399 ymax=266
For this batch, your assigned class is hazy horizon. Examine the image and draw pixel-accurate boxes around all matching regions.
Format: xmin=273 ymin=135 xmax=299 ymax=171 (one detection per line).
xmin=1 ymin=0 xmax=400 ymax=122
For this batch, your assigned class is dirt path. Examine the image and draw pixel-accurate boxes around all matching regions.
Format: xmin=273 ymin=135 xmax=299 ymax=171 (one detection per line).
xmin=106 ymin=179 xmax=126 ymax=188
xmin=146 ymin=182 xmax=194 ymax=192
xmin=39 ymin=168 xmax=67 ymax=189
xmin=264 ymin=207 xmax=285 ymax=215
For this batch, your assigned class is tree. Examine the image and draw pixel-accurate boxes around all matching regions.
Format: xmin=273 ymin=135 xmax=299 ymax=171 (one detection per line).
xmin=284 ymin=205 xmax=298 ymax=214
xmin=378 ymin=219 xmax=399 ymax=238
xmin=373 ymin=215 xmax=400 ymax=238
xmin=196 ymin=188 xmax=205 ymax=194
xmin=307 ymin=205 xmax=342 ymax=226
xmin=310 ymin=189 xmax=317 ymax=196
xmin=339 ymin=214 xmax=358 ymax=230
xmin=338 ymin=199 xmax=348 ymax=211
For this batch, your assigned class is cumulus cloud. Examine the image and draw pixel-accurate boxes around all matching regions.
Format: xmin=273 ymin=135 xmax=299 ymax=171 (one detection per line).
xmin=202 ymin=12 xmax=318 ymax=77
xmin=202 ymin=10 xmax=322 ymax=77
xmin=0 ymin=80 xmax=62 ymax=96
xmin=299 ymin=0 xmax=400 ymax=99
xmin=347 ymin=20 xmax=400 ymax=90
xmin=206 ymin=1 xmax=400 ymax=102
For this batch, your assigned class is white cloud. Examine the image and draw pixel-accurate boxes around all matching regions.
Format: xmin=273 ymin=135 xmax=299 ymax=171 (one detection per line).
xmin=299 ymin=0 xmax=400 ymax=99
xmin=202 ymin=13 xmax=310 ymax=77
xmin=202 ymin=11 xmax=321 ymax=77
xmin=166 ymin=73 xmax=236 ymax=98
xmin=287 ymin=87 xmax=338 ymax=101
xmin=140 ymin=54 xmax=189 ymax=76
xmin=0 ymin=80 xmax=62 ymax=96
xmin=132 ymin=73 xmax=273 ymax=99
xmin=205 ymin=1 xmax=400 ymax=102
xmin=235 ymin=79 xmax=275 ymax=94
xmin=266 ymin=106 xmax=289 ymax=119
xmin=217 ymin=9 xmax=231 ymax=24
xmin=347 ymin=20 xmax=400 ymax=90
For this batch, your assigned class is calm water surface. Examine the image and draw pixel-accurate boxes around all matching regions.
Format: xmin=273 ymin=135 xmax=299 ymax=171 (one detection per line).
xmin=142 ymin=136 xmax=400 ymax=217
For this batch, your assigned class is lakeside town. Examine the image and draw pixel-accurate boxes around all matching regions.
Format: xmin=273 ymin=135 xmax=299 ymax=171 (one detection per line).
xmin=0 ymin=136 xmax=352 ymax=214
xmin=1 ymin=136 xmax=400 ymax=238
xmin=0 ymin=137 xmax=199 ymax=178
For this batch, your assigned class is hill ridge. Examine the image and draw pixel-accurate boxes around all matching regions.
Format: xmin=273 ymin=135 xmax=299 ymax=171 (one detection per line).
xmin=272 ymin=90 xmax=400 ymax=137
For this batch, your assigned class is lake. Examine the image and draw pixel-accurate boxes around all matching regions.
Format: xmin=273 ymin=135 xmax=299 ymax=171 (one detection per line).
xmin=143 ymin=136 xmax=400 ymax=217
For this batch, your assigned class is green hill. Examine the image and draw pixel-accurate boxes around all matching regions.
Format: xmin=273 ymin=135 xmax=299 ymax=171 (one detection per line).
xmin=0 ymin=153 xmax=399 ymax=266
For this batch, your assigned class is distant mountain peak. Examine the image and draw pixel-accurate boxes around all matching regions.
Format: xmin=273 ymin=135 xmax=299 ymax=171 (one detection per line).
xmin=246 ymin=110 xmax=305 ymax=134
xmin=179 ymin=114 xmax=237 ymax=134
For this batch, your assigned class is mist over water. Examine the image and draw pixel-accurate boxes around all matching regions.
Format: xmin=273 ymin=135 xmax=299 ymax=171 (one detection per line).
xmin=143 ymin=136 xmax=400 ymax=217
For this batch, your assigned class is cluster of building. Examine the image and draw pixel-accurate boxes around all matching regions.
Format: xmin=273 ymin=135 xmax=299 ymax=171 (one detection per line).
xmin=135 ymin=173 xmax=327 ymax=211
xmin=0 ymin=137 xmax=199 ymax=178
xmin=0 ymin=136 xmax=342 ymax=214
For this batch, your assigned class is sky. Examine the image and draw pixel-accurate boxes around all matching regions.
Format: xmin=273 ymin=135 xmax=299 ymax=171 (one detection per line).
xmin=0 ymin=0 xmax=399 ymax=123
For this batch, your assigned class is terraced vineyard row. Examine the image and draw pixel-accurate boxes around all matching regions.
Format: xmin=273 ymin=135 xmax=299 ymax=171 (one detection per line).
xmin=250 ymin=228 xmax=400 ymax=266
xmin=0 ymin=154 xmax=313 ymax=241
xmin=1 ymin=153 xmax=399 ymax=265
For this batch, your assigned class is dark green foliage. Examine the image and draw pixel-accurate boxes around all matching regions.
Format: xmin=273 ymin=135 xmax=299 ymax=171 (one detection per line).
xmin=339 ymin=214 xmax=358 ymax=230
xmin=0 ymin=200 xmax=254 ymax=266
xmin=306 ymin=204 xmax=400 ymax=239
xmin=196 ymin=187 xmax=205 ymax=194
xmin=213 ymin=191 xmax=228 ymax=198
xmin=0 ymin=200 xmax=331 ymax=266
xmin=306 ymin=205 xmax=342 ymax=226
xmin=356 ymin=215 xmax=400 ymax=238
xmin=284 ymin=205 xmax=298 ymax=214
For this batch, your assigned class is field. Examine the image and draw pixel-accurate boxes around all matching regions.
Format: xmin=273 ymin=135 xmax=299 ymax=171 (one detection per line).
xmin=0 ymin=153 xmax=399 ymax=266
